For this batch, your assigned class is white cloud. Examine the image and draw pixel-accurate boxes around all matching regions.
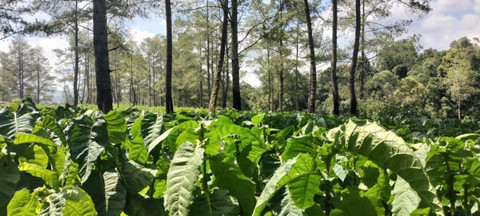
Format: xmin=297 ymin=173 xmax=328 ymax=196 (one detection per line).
xmin=242 ymin=72 xmax=261 ymax=87
xmin=0 ymin=36 xmax=69 ymax=67
xmin=129 ymin=28 xmax=156 ymax=44
xmin=128 ymin=16 xmax=166 ymax=36
xmin=409 ymin=10 xmax=480 ymax=50
xmin=432 ymin=0 xmax=473 ymax=13
xmin=0 ymin=38 xmax=12 ymax=53
xmin=475 ymin=0 xmax=480 ymax=12
xmin=37 ymin=36 xmax=70 ymax=66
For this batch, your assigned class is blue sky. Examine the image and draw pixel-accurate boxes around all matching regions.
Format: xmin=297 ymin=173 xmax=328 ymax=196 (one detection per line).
xmin=0 ymin=0 xmax=479 ymax=88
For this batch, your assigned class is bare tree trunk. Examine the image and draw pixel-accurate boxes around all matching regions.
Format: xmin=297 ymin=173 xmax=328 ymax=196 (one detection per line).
xmin=231 ymin=0 xmax=241 ymax=110
xmin=278 ymin=39 xmax=284 ymax=112
xmin=199 ymin=42 xmax=203 ymax=107
xmin=331 ymin=0 xmax=340 ymax=115
xmin=18 ymin=47 xmax=24 ymax=99
xmin=73 ymin=0 xmax=79 ymax=107
xmin=36 ymin=57 xmax=40 ymax=103
xmin=222 ymin=41 xmax=229 ymax=109
xmin=349 ymin=0 xmax=360 ymax=115
xmin=206 ymin=0 xmax=211 ymax=99
xmin=208 ymin=0 xmax=228 ymax=112
xmin=114 ymin=52 xmax=121 ymax=106
xmin=200 ymin=79 xmax=203 ymax=107
xmin=359 ymin=0 xmax=366 ymax=99
xmin=225 ymin=58 xmax=230 ymax=106
xmin=305 ymin=0 xmax=317 ymax=114
xmin=267 ymin=48 xmax=272 ymax=111
xmin=148 ymin=67 xmax=152 ymax=106
xmin=165 ymin=0 xmax=174 ymax=113
xmin=81 ymin=69 xmax=85 ymax=103
xmin=153 ymin=65 xmax=157 ymax=106
xmin=457 ymin=100 xmax=461 ymax=119
xmin=295 ymin=21 xmax=300 ymax=111
xmin=93 ymin=0 xmax=113 ymax=113
xmin=85 ymin=55 xmax=91 ymax=104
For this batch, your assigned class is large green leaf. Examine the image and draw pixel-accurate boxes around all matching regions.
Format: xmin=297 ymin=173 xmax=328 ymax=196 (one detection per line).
xmin=18 ymin=162 xmax=60 ymax=189
xmin=253 ymin=154 xmax=319 ymax=216
xmin=127 ymin=116 xmax=149 ymax=163
xmin=328 ymin=120 xmax=442 ymax=214
xmin=63 ymin=187 xmax=98 ymax=216
xmin=206 ymin=119 xmax=262 ymax=155
xmin=210 ymin=154 xmax=256 ymax=215
xmin=82 ymin=170 xmax=107 ymax=215
xmin=124 ymin=195 xmax=164 ymax=216
xmin=38 ymin=115 xmax=66 ymax=145
xmin=13 ymin=133 xmax=57 ymax=147
xmin=7 ymin=188 xmax=39 ymax=216
xmin=123 ymin=161 xmax=157 ymax=194
xmin=391 ymin=176 xmax=421 ymax=216
xmin=330 ymin=187 xmax=379 ymax=216
xmin=286 ymin=159 xmax=321 ymax=209
xmin=281 ymin=134 xmax=316 ymax=164
xmin=46 ymin=145 xmax=66 ymax=175
xmin=0 ymin=104 xmax=37 ymax=140
xmin=152 ymin=159 xmax=169 ymax=199
xmin=104 ymin=111 xmax=127 ymax=143
xmin=141 ymin=113 xmax=165 ymax=152
xmin=19 ymin=144 xmax=49 ymax=169
xmin=39 ymin=191 xmax=65 ymax=216
xmin=0 ymin=166 xmax=20 ymax=209
xmin=164 ymin=141 xmax=204 ymax=216
xmin=271 ymin=190 xmax=304 ymax=216
xmin=67 ymin=113 xmax=109 ymax=183
xmin=103 ymin=169 xmax=127 ymax=216
xmin=236 ymin=141 xmax=268 ymax=178
xmin=191 ymin=189 xmax=240 ymax=216
xmin=151 ymin=120 xmax=199 ymax=153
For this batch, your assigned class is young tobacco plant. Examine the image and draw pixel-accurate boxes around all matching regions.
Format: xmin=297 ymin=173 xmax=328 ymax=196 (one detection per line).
xmin=2 ymin=100 xmax=478 ymax=216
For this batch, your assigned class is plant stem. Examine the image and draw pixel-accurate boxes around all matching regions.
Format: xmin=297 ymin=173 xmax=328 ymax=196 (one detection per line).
xmin=463 ymin=183 xmax=470 ymax=215
xmin=202 ymin=158 xmax=212 ymax=215
xmin=443 ymin=153 xmax=455 ymax=216
xmin=325 ymin=155 xmax=332 ymax=216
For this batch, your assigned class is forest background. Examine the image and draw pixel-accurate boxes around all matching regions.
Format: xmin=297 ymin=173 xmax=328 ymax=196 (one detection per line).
xmin=1 ymin=0 xmax=480 ymax=120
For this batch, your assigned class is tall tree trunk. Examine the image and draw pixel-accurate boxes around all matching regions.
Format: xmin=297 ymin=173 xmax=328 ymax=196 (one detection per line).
xmin=165 ymin=0 xmax=174 ymax=113
xmin=349 ymin=0 xmax=361 ymax=115
xmin=208 ymin=0 xmax=228 ymax=112
xmin=267 ymin=48 xmax=272 ymax=111
xmin=148 ymin=66 xmax=152 ymax=106
xmin=221 ymin=40 xmax=230 ymax=109
xmin=36 ymin=57 xmax=40 ymax=103
xmin=73 ymin=0 xmax=79 ymax=107
xmin=278 ymin=39 xmax=284 ymax=112
xmin=331 ymin=0 xmax=340 ymax=115
xmin=206 ymin=0 xmax=211 ymax=102
xmin=85 ymin=54 xmax=91 ymax=104
xmin=18 ymin=48 xmax=23 ymax=99
xmin=153 ymin=65 xmax=157 ymax=106
xmin=231 ymin=0 xmax=241 ymax=110
xmin=359 ymin=0 xmax=366 ymax=99
xmin=221 ymin=58 xmax=227 ymax=108
xmin=225 ymin=58 xmax=230 ymax=106
xmin=295 ymin=22 xmax=300 ymax=111
xmin=457 ymin=100 xmax=461 ymax=119
xmin=198 ymin=41 xmax=203 ymax=107
xmin=222 ymin=35 xmax=229 ymax=109
xmin=305 ymin=0 xmax=317 ymax=114
xmin=114 ymin=52 xmax=121 ymax=106
xmin=200 ymin=79 xmax=203 ymax=107
xmin=93 ymin=0 xmax=113 ymax=113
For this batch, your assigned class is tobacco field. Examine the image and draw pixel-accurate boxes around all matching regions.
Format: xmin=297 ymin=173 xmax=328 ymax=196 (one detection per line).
xmin=1 ymin=100 xmax=479 ymax=216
